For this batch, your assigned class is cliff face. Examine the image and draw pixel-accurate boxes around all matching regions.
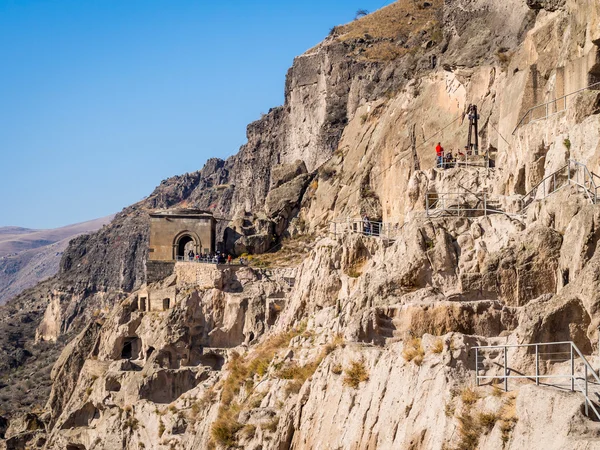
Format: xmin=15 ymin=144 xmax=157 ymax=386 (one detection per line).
xmin=3 ymin=0 xmax=600 ymax=448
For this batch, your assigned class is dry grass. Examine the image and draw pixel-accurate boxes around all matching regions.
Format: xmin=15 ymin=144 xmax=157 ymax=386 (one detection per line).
xmin=212 ymin=325 xmax=306 ymax=446
xmin=477 ymin=411 xmax=499 ymax=430
xmin=332 ymin=0 xmax=443 ymax=61
xmin=277 ymin=334 xmax=345 ymax=396
xmin=262 ymin=416 xmax=279 ymax=433
xmin=342 ymin=360 xmax=370 ymax=389
xmin=346 ymin=257 xmax=367 ymax=278
xmin=499 ymin=396 xmax=518 ymax=444
xmin=402 ymin=337 xmax=425 ymax=365
xmin=456 ymin=410 xmax=480 ymax=450
xmin=431 ymin=338 xmax=444 ymax=354
xmin=241 ymin=424 xmax=256 ymax=440
xmin=211 ymin=413 xmax=243 ymax=447
xmin=460 ymin=387 xmax=479 ymax=406
xmin=337 ymin=0 xmax=441 ymax=41
xmin=248 ymin=234 xmax=316 ymax=269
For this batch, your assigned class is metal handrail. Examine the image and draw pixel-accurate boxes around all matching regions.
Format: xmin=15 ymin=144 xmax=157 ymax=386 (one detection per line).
xmin=331 ymin=218 xmax=405 ymax=242
xmin=513 ymin=81 xmax=600 ymax=135
xmin=474 ymin=341 xmax=600 ymax=420
xmin=425 ymin=191 xmax=509 ymax=217
xmin=520 ymin=163 xmax=568 ymax=212
xmin=520 ymin=160 xmax=599 ymax=213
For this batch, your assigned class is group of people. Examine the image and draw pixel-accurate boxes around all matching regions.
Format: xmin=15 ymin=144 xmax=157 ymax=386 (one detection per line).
xmin=186 ymin=250 xmax=234 ymax=265
xmin=435 ymin=142 xmax=475 ymax=169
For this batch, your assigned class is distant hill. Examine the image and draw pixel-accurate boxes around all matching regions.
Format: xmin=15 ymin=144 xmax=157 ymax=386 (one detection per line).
xmin=0 ymin=216 xmax=113 ymax=304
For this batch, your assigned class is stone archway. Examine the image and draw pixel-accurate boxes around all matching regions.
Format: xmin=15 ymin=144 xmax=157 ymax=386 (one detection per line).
xmin=173 ymin=231 xmax=201 ymax=260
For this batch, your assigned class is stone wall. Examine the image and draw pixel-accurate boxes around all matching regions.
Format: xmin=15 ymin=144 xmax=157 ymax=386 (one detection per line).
xmin=174 ymin=262 xmax=223 ymax=289
xmin=146 ymin=261 xmax=175 ymax=284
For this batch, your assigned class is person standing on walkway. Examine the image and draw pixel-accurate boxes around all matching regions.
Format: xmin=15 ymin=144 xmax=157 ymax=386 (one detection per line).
xmin=435 ymin=143 xmax=445 ymax=168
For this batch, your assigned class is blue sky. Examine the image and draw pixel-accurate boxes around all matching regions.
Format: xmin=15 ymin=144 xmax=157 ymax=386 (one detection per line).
xmin=0 ymin=0 xmax=393 ymax=229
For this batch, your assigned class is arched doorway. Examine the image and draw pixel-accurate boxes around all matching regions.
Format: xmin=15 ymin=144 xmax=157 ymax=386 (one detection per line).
xmin=173 ymin=231 xmax=201 ymax=261
xmin=177 ymin=236 xmax=195 ymax=260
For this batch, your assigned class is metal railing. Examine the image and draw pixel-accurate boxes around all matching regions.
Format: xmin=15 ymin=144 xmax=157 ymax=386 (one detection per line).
xmin=474 ymin=341 xmax=600 ymax=420
xmin=513 ymin=81 xmax=600 ymax=135
xmin=176 ymin=256 xmax=244 ymax=266
xmin=331 ymin=218 xmax=404 ymax=242
xmin=520 ymin=159 xmax=600 ymax=213
xmin=425 ymin=192 xmax=506 ymax=217
xmin=436 ymin=151 xmax=492 ymax=169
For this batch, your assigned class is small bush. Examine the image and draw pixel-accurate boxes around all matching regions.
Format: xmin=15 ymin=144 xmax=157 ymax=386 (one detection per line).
xmin=241 ymin=424 xmax=256 ymax=440
xmin=402 ymin=338 xmax=425 ymax=365
xmin=491 ymin=384 xmax=504 ymax=397
xmin=499 ymin=397 xmax=518 ymax=443
xmin=461 ymin=387 xmax=479 ymax=406
xmin=456 ymin=411 xmax=480 ymax=450
xmin=478 ymin=411 xmax=499 ymax=430
xmin=123 ymin=416 xmax=139 ymax=431
xmin=564 ymin=138 xmax=572 ymax=151
xmin=343 ymin=360 xmax=369 ymax=389
xmin=361 ymin=113 xmax=369 ymax=124
xmin=355 ymin=9 xmax=369 ymax=20
xmin=211 ymin=416 xmax=243 ymax=447
xmin=332 ymin=363 xmax=343 ymax=375
xmin=158 ymin=419 xmax=165 ymax=438
xmin=346 ymin=258 xmax=367 ymax=278
xmin=431 ymin=339 xmax=444 ymax=354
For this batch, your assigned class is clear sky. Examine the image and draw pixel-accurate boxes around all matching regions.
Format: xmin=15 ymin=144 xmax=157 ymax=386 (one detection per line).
xmin=0 ymin=0 xmax=393 ymax=229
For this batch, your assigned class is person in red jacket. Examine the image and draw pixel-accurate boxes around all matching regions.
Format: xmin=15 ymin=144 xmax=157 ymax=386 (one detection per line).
xmin=435 ymin=143 xmax=445 ymax=168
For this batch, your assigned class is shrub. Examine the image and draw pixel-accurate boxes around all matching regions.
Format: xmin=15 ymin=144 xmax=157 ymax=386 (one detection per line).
xmin=460 ymin=387 xmax=479 ymax=406
xmin=343 ymin=360 xmax=369 ymax=389
xmin=456 ymin=410 xmax=480 ymax=450
xmin=332 ymin=363 xmax=343 ymax=375
xmin=444 ymin=401 xmax=455 ymax=417
xmin=564 ymin=138 xmax=572 ymax=151
xmin=346 ymin=258 xmax=367 ymax=278
xmin=158 ymin=419 xmax=166 ymax=438
xmin=241 ymin=424 xmax=256 ymax=440
xmin=431 ymin=339 xmax=444 ymax=354
xmin=477 ymin=411 xmax=499 ymax=430
xmin=402 ymin=337 xmax=425 ymax=365
xmin=499 ymin=397 xmax=518 ymax=443
xmin=211 ymin=416 xmax=243 ymax=447
xmin=123 ymin=416 xmax=139 ymax=431
xmin=355 ymin=9 xmax=369 ymax=20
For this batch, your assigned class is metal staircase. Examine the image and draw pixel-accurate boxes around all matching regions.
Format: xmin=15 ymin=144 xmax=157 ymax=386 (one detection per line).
xmin=520 ymin=159 xmax=600 ymax=213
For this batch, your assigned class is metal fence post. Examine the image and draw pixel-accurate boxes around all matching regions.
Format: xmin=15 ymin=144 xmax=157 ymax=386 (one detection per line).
xmin=475 ymin=347 xmax=479 ymax=386
xmin=484 ymin=193 xmax=487 ymax=216
xmin=585 ymin=364 xmax=589 ymax=417
xmin=535 ymin=344 xmax=539 ymax=386
xmin=504 ymin=346 xmax=508 ymax=392
xmin=571 ymin=344 xmax=575 ymax=392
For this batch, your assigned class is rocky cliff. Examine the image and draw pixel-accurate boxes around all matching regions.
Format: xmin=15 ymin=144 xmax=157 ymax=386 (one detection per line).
xmin=3 ymin=0 xmax=600 ymax=448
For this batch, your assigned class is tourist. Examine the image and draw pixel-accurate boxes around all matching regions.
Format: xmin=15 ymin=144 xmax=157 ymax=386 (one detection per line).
xmin=363 ymin=214 xmax=371 ymax=235
xmin=187 ymin=250 xmax=194 ymax=261
xmin=227 ymin=254 xmax=232 ymax=265
xmin=435 ymin=142 xmax=444 ymax=168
